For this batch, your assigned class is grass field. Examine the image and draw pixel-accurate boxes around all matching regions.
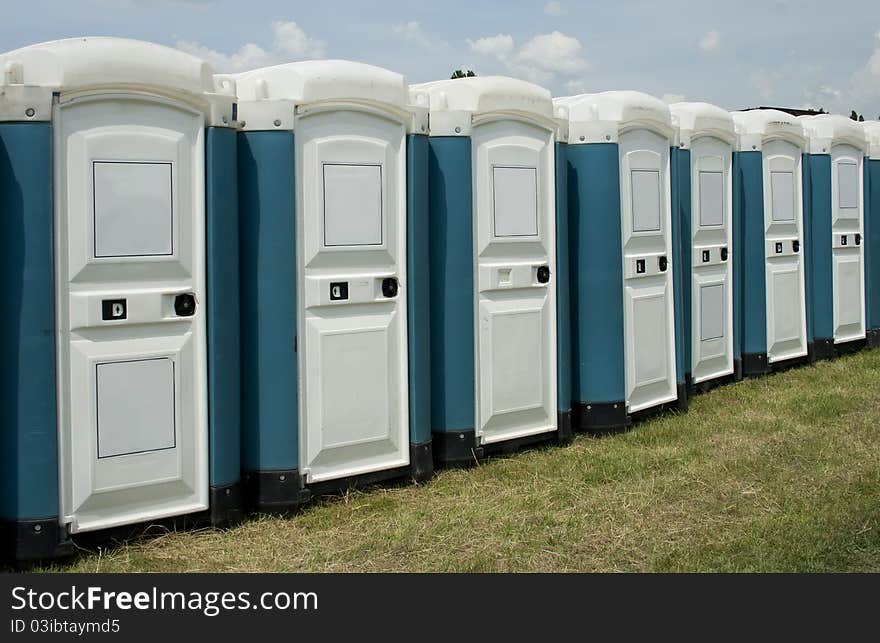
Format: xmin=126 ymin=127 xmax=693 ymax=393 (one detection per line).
xmin=34 ymin=348 xmax=880 ymax=572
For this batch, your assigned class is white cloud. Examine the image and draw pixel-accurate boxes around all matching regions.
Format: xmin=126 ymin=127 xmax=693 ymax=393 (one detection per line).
xmin=176 ymin=20 xmax=325 ymax=72
xmin=468 ymin=30 xmax=589 ymax=85
xmin=699 ymin=30 xmax=720 ymax=54
xmin=392 ymin=21 xmax=448 ymax=50
xmin=469 ymin=33 xmax=514 ymax=59
xmin=544 ymin=1 xmax=564 ymax=16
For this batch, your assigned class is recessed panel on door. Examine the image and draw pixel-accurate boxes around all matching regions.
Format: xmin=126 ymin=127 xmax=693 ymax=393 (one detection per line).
xmin=297 ymin=109 xmax=409 ymax=483
xmin=56 ymin=95 xmax=208 ymax=533
xmin=473 ymin=120 xmax=556 ymax=445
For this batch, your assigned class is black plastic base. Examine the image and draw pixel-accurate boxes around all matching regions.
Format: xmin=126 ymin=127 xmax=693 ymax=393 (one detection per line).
xmin=808 ymin=341 xmax=817 ymax=365
xmin=675 ymin=382 xmax=689 ymax=413
xmin=734 ymin=358 xmax=743 ymax=382
xmin=409 ymin=440 xmax=434 ymax=482
xmin=867 ymin=329 xmax=880 ymax=349
xmin=209 ymin=480 xmax=244 ymax=527
xmin=835 ymin=338 xmax=867 ymax=355
xmin=242 ymin=469 xmax=312 ymax=514
xmin=0 ymin=518 xmax=73 ymax=563
xmin=742 ymin=352 xmax=770 ymax=377
xmin=557 ymin=409 xmax=573 ymax=445
xmin=306 ymin=464 xmax=412 ymax=497
xmin=813 ymin=338 xmax=836 ymax=362
xmin=432 ymin=430 xmax=481 ymax=468
xmin=574 ymin=400 xmax=628 ymax=434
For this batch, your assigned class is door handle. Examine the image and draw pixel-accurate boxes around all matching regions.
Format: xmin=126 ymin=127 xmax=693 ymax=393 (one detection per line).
xmin=792 ymin=240 xmax=800 ymax=253
xmin=720 ymin=247 xmax=728 ymax=261
xmin=856 ymin=233 xmax=862 ymax=246
xmin=381 ymin=277 xmax=399 ymax=298
xmin=174 ymin=293 xmax=196 ymax=317
xmin=658 ymin=256 xmax=668 ymax=272
xmin=536 ymin=266 xmax=551 ymax=284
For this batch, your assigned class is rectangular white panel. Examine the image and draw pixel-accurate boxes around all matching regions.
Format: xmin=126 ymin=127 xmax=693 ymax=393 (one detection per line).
xmin=700 ymin=283 xmax=724 ymax=341
xmin=838 ymin=161 xmax=859 ymax=210
xmin=319 ymin=326 xmax=389 ymax=449
xmin=631 ymin=170 xmax=661 ymax=232
xmin=699 ymin=171 xmax=724 ymax=227
xmin=493 ymin=166 xmax=538 ymax=237
xmin=93 ymin=161 xmax=173 ymax=257
xmin=834 ymin=254 xmax=862 ymax=337
xmin=323 ymin=163 xmax=383 ymax=246
xmin=770 ymin=171 xmax=795 ymax=222
xmin=632 ymin=292 xmax=669 ymax=385
xmin=489 ymin=308 xmax=543 ymax=414
xmin=97 ymin=358 xmax=175 ymax=459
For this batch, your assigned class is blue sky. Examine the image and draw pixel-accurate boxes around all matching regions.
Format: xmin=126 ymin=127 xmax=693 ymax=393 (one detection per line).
xmin=2 ymin=0 xmax=879 ymax=116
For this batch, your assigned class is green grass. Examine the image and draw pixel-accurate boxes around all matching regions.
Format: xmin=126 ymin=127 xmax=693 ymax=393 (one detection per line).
xmin=32 ymin=349 xmax=880 ymax=572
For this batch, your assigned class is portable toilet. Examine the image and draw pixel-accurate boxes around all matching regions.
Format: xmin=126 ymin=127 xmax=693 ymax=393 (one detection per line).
xmin=799 ymin=114 xmax=868 ymax=357
xmin=555 ymin=91 xmax=684 ymax=432
xmin=730 ymin=110 xmax=809 ymax=375
xmin=414 ymin=77 xmax=570 ymax=465
xmin=669 ymin=103 xmax=738 ymax=388
xmin=864 ymin=121 xmax=880 ymax=347
xmin=232 ymin=61 xmax=431 ymax=510
xmin=0 ymin=38 xmax=241 ymax=561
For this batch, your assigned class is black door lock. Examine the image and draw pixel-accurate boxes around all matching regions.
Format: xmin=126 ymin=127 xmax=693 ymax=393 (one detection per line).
xmin=775 ymin=242 xmax=783 ymax=254
xmin=174 ymin=293 xmax=196 ymax=317
xmin=636 ymin=259 xmax=646 ymax=274
xmin=702 ymin=250 xmax=710 ymax=263
xmin=537 ymin=266 xmax=551 ymax=284
xmin=856 ymin=233 xmax=862 ymax=246
xmin=658 ymin=256 xmax=668 ymax=272
xmin=841 ymin=235 xmax=848 ymax=246
xmin=382 ymin=277 xmax=399 ymax=298
xmin=792 ymin=240 xmax=800 ymax=253
xmin=720 ymin=247 xmax=729 ymax=261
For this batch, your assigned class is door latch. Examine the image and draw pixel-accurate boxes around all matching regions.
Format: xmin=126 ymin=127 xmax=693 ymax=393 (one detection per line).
xmin=856 ymin=233 xmax=862 ymax=246
xmin=792 ymin=240 xmax=800 ymax=253
xmin=658 ymin=256 xmax=668 ymax=272
xmin=102 ymin=299 xmax=127 ymax=321
xmin=720 ymin=247 xmax=729 ymax=261
xmin=536 ymin=266 xmax=551 ymax=284
xmin=775 ymin=242 xmax=783 ymax=254
xmin=702 ymin=250 xmax=710 ymax=263
xmin=381 ymin=277 xmax=399 ymax=298
xmin=841 ymin=235 xmax=848 ymax=246
xmin=174 ymin=293 xmax=196 ymax=317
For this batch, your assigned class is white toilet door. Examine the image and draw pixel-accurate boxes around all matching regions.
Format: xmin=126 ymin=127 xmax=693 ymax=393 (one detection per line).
xmin=830 ymin=144 xmax=866 ymax=343
xmin=472 ymin=119 xmax=556 ymax=445
xmin=55 ymin=94 xmax=208 ymax=533
xmin=296 ymin=108 xmax=409 ymax=483
xmin=690 ymin=136 xmax=734 ymax=383
xmin=762 ymin=140 xmax=808 ymax=363
xmin=619 ymin=129 xmax=677 ymax=413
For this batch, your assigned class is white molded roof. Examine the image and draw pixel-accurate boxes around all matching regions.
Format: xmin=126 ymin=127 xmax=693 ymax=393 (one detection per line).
xmin=554 ymin=91 xmax=672 ymax=134
xmin=0 ymin=37 xmax=217 ymax=96
xmin=730 ymin=109 xmax=805 ymax=144
xmin=863 ymin=121 xmax=880 ymax=158
xmin=798 ymin=114 xmax=867 ymax=151
xmin=233 ymin=60 xmax=409 ymax=108
xmin=411 ymin=76 xmax=553 ymax=120
xmin=669 ymin=101 xmax=735 ymax=141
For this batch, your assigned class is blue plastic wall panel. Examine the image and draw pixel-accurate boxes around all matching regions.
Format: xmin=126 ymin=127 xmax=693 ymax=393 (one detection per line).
xmin=0 ymin=123 xmax=58 ymax=522
xmin=555 ymin=142 xmax=572 ymax=414
xmin=802 ymin=153 xmax=815 ymax=346
xmin=737 ymin=151 xmax=768 ymax=355
xmin=406 ymin=134 xmax=431 ymax=446
xmin=672 ymin=147 xmax=691 ymax=382
xmin=566 ymin=143 xmax=626 ymax=405
xmin=806 ymin=154 xmax=833 ymax=342
xmin=206 ymin=127 xmax=241 ymax=488
xmin=732 ymin=153 xmax=743 ymax=365
xmin=237 ymin=131 xmax=298 ymax=472
xmin=427 ymin=137 xmax=475 ymax=434
xmin=866 ymin=159 xmax=880 ymax=332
